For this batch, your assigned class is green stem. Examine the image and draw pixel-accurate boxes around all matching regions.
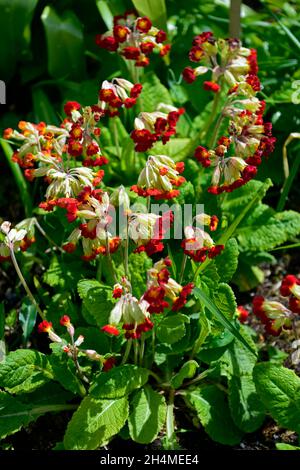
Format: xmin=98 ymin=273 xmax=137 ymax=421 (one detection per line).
xmin=179 ymin=254 xmax=187 ymax=284
xmin=2 ymin=404 xmax=78 ymax=419
xmin=200 ymin=92 xmax=221 ymax=142
xmin=148 ymin=370 xmax=162 ymax=383
xmin=1 ymin=141 xmax=32 ymax=217
xmin=133 ymin=339 xmax=139 ymax=365
xmin=113 ymin=119 xmax=121 ymax=160
xmin=139 ymin=335 xmax=145 ymax=366
xmin=208 ymin=112 xmax=225 ymax=149
xmin=124 ymin=216 xmax=129 ymax=279
xmin=121 ymin=339 xmax=132 ymax=365
xmin=34 ymin=219 xmax=64 ymax=253
xmin=166 ymin=389 xmax=176 ymax=449
xmin=96 ymin=257 xmax=102 ymax=282
xmin=105 ymin=230 xmax=118 ymax=284
xmin=181 ymin=369 xmax=211 ymax=388
xmin=229 ymin=0 xmax=241 ymax=38
xmin=9 ymin=244 xmax=45 ymax=320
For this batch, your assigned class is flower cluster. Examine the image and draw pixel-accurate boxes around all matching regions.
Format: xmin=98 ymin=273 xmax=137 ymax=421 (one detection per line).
xmin=96 ymin=11 xmax=170 ymax=67
xmin=131 ymin=155 xmax=185 ymax=199
xmin=182 ymin=33 xmax=275 ymax=194
xmin=181 ymin=223 xmax=224 ymax=263
xmin=131 ymin=104 xmax=184 ymax=152
xmin=38 ymin=316 xmax=116 ymax=371
xmin=98 ymin=79 xmax=142 ymax=117
xmin=0 ymin=220 xmax=35 ymax=262
xmin=144 ymin=258 xmax=194 ymax=312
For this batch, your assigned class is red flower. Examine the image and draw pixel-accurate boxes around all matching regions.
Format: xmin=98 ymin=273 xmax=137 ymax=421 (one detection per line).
xmin=203 ymin=81 xmax=220 ymax=93
xmin=237 ymin=306 xmax=249 ymax=323
xmin=193 ymin=32 xmax=213 ymax=46
xmin=64 ymin=101 xmax=81 ymax=117
xmin=280 ymin=275 xmax=300 ymax=297
xmin=60 ymin=315 xmax=71 ymax=327
xmin=102 ymin=357 xmax=117 ymax=372
xmin=182 ymin=67 xmax=197 ymax=84
xmin=113 ymin=286 xmax=123 ymax=298
xmin=140 ymin=42 xmax=155 ymax=55
xmin=189 ymin=46 xmax=203 ymax=62
xmin=38 ymin=320 xmax=52 ymax=333
xmin=68 ymin=140 xmax=83 ymax=157
xmin=246 ymin=73 xmax=261 ymax=92
xmin=289 ymin=296 xmax=300 ymax=314
xmin=135 ymin=55 xmax=150 ymax=67
xmin=131 ymin=129 xmax=157 ymax=152
xmin=194 ymin=146 xmax=211 ymax=167
xmin=143 ymin=286 xmax=169 ymax=313
xmin=122 ymin=46 xmax=141 ymax=60
xmin=113 ymin=24 xmax=129 ymax=43
xmin=101 ymin=325 xmax=120 ymax=336
xmin=136 ymin=17 xmax=152 ymax=33
xmin=130 ymin=83 xmax=143 ymax=98
xmin=172 ymin=283 xmax=194 ymax=311
xmin=95 ymin=35 xmax=118 ymax=51
xmin=156 ymin=30 xmax=167 ymax=43
xmin=63 ymin=242 xmax=76 ymax=253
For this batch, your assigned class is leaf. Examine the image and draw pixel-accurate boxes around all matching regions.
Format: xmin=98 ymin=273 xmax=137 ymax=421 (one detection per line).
xmin=0 ymin=391 xmax=34 ymax=439
xmin=156 ymin=314 xmax=189 ymax=345
xmin=276 ymin=443 xmax=300 ymax=450
xmin=128 ymin=252 xmax=152 ymax=299
xmin=223 ymin=179 xmax=272 ymax=213
xmin=0 ymin=349 xmax=54 ymax=394
xmin=192 ymin=314 xmax=211 ymax=355
xmin=141 ymin=73 xmax=173 ymax=112
xmin=128 ymin=386 xmax=166 ymax=444
xmin=229 ymin=376 xmax=265 ymax=433
xmin=184 ymin=385 xmax=243 ymax=445
xmin=89 ymin=365 xmax=149 ymax=399
xmin=213 ymin=283 xmax=237 ymax=321
xmin=253 ymin=363 xmax=300 ymax=433
xmin=0 ymin=303 xmax=4 ymax=339
xmin=193 ymin=287 xmax=256 ymax=356
xmin=131 ymin=0 xmax=167 ymax=30
xmin=43 ymin=256 xmax=85 ymax=291
xmin=19 ymin=299 xmax=37 ymax=343
xmin=32 ymin=87 xmax=59 ymax=125
xmin=214 ymin=238 xmax=239 ymax=282
xmin=0 ymin=0 xmax=38 ymax=80
xmin=150 ymin=138 xmax=192 ymax=161
xmin=63 ymin=396 xmax=129 ymax=450
xmin=41 ymin=6 xmax=85 ymax=80
xmin=50 ymin=354 xmax=86 ymax=397
xmin=77 ymin=279 xmax=114 ymax=327
xmin=237 ymin=206 xmax=300 ymax=252
xmin=171 ymin=360 xmax=198 ymax=389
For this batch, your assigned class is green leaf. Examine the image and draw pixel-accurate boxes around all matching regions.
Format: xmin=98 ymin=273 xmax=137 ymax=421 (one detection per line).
xmin=41 ymin=6 xmax=85 ymax=80
xmin=77 ymin=279 xmax=114 ymax=327
xmin=253 ymin=363 xmax=300 ymax=433
xmin=192 ymin=314 xmax=211 ymax=355
xmin=0 ymin=0 xmax=38 ymax=80
xmin=223 ymin=179 xmax=272 ymax=213
xmin=156 ymin=314 xmax=189 ymax=345
xmin=50 ymin=354 xmax=86 ymax=397
xmin=214 ymin=238 xmax=239 ymax=283
xmin=90 ymin=365 xmax=149 ymax=399
xmin=171 ymin=360 xmax=198 ymax=389
xmin=0 ymin=141 xmax=32 ymax=217
xmin=193 ymin=287 xmax=256 ymax=356
xmin=276 ymin=443 xmax=300 ymax=450
xmin=151 ymin=138 xmax=192 ymax=162
xmin=0 ymin=391 xmax=34 ymax=439
xmin=237 ymin=206 xmax=300 ymax=252
xmin=43 ymin=256 xmax=85 ymax=291
xmin=128 ymin=252 xmax=152 ymax=299
xmin=131 ymin=0 xmax=167 ymax=30
xmin=128 ymin=386 xmax=166 ymax=444
xmin=0 ymin=349 xmax=54 ymax=394
xmin=213 ymin=283 xmax=237 ymax=321
xmin=141 ymin=73 xmax=173 ymax=112
xmin=229 ymin=376 xmax=265 ymax=433
xmin=32 ymin=87 xmax=59 ymax=125
xmin=184 ymin=385 xmax=243 ymax=445
xmin=63 ymin=396 xmax=129 ymax=450
xmin=19 ymin=299 xmax=37 ymax=343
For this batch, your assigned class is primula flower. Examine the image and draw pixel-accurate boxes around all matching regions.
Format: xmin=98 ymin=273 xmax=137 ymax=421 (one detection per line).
xmin=181 ymin=226 xmax=224 ymax=263
xmin=131 ymin=104 xmax=184 ymax=151
xmin=98 ymin=78 xmax=142 ymax=117
xmin=144 ymin=258 xmax=194 ymax=312
xmin=194 ymin=213 xmax=219 ymax=231
xmin=38 ymin=320 xmax=62 ymax=343
xmin=236 ymin=306 xmax=249 ymax=323
xmin=280 ymin=275 xmax=300 ymax=315
xmin=0 ymin=221 xmax=28 ymax=262
xmin=131 ymin=155 xmax=185 ymax=199
xmin=253 ymin=296 xmax=292 ymax=336
xmin=128 ymin=210 xmax=173 ymax=257
xmin=102 ymin=294 xmax=153 ymax=339
xmin=96 ymin=11 xmax=170 ymax=67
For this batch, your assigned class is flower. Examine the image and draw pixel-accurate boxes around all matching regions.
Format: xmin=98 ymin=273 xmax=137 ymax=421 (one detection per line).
xmin=181 ymin=226 xmax=224 ymax=262
xmin=131 ymin=155 xmax=185 ymax=199
xmin=0 ymin=221 xmax=28 ymax=262
xmin=236 ymin=306 xmax=249 ymax=323
xmin=38 ymin=320 xmax=62 ymax=343
xmin=280 ymin=275 xmax=300 ymax=298
xmin=102 ymin=294 xmax=153 ymax=339
xmin=253 ymin=296 xmax=292 ymax=336
xmin=96 ymin=11 xmax=170 ymax=67
xmin=98 ymin=78 xmax=142 ymax=116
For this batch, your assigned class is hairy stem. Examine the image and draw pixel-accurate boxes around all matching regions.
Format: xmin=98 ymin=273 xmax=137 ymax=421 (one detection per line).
xmin=166 ymin=389 xmax=176 ymax=449
xmin=9 ymin=243 xmax=45 ymax=320
xmin=121 ymin=338 xmax=132 ymax=365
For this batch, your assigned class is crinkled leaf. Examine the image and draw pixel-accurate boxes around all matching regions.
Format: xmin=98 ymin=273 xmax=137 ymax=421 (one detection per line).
xmin=0 ymin=350 xmax=54 ymax=394
xmin=90 ymin=364 xmax=149 ymax=399
xmin=156 ymin=314 xmax=189 ymax=345
xmin=141 ymin=73 xmax=172 ymax=112
xmin=128 ymin=386 xmax=166 ymax=444
xmin=253 ymin=363 xmax=300 ymax=433
xmin=214 ymin=238 xmax=239 ymax=282
xmin=171 ymin=360 xmax=198 ymax=389
xmin=213 ymin=283 xmax=237 ymax=321
xmin=184 ymin=385 xmax=243 ymax=445
xmin=77 ymin=279 xmax=114 ymax=327
xmin=63 ymin=396 xmax=128 ymax=450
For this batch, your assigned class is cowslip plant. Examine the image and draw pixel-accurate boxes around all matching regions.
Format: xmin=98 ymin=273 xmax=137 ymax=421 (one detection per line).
xmin=1 ymin=11 xmax=300 ymax=451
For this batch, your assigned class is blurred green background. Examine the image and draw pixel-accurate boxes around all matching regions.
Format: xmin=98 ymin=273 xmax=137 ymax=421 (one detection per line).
xmin=0 ymin=0 xmax=300 ymax=221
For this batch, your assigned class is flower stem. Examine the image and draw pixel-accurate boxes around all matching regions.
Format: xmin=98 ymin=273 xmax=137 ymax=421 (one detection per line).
xmin=9 ymin=243 xmax=45 ymax=320
xmin=113 ymin=118 xmax=121 ymax=160
xmin=179 ymin=254 xmax=187 ymax=284
xmin=121 ymin=339 xmax=132 ymax=365
xmin=133 ymin=339 xmax=139 ymax=365
xmin=105 ymin=230 xmax=118 ymax=284
xmin=34 ymin=219 xmax=64 ymax=253
xmin=166 ymin=389 xmax=176 ymax=449
xmin=124 ymin=216 xmax=129 ymax=279
xmin=200 ymin=92 xmax=221 ymax=142
xmin=139 ymin=335 xmax=145 ymax=366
